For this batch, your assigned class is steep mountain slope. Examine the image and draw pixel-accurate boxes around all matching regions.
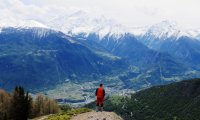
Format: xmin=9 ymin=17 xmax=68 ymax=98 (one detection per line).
xmin=0 ymin=27 xmax=127 ymax=90
xmin=139 ymin=21 xmax=200 ymax=66
xmin=158 ymin=36 xmax=200 ymax=65
xmin=74 ymin=32 xmax=199 ymax=89
xmin=86 ymin=78 xmax=200 ymax=120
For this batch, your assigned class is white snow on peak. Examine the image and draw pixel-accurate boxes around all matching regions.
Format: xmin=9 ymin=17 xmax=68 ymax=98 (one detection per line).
xmin=17 ymin=20 xmax=48 ymax=28
xmin=0 ymin=19 xmax=48 ymax=28
xmin=31 ymin=28 xmax=55 ymax=38
xmin=129 ymin=27 xmax=148 ymax=36
xmin=186 ymin=29 xmax=200 ymax=38
xmin=46 ymin=10 xmax=128 ymax=39
xmin=147 ymin=21 xmax=181 ymax=40
xmin=144 ymin=20 xmax=200 ymax=40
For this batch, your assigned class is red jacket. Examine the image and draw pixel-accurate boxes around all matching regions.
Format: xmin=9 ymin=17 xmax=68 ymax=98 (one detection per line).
xmin=95 ymin=87 xmax=105 ymax=98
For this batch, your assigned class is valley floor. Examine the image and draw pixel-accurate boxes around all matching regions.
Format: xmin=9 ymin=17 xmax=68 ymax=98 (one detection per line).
xmin=70 ymin=111 xmax=123 ymax=120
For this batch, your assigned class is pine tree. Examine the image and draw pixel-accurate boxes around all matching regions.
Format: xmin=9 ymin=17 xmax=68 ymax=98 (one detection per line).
xmin=9 ymin=86 xmax=32 ymax=120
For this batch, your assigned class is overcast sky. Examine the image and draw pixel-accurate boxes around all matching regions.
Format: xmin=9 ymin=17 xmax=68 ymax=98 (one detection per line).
xmin=1 ymin=0 xmax=200 ymax=29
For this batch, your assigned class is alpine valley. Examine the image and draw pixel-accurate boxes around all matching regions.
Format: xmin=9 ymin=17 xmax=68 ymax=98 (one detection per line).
xmin=1 ymin=10 xmax=200 ymax=104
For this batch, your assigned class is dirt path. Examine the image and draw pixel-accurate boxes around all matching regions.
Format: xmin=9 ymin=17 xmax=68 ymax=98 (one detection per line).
xmin=71 ymin=111 xmax=123 ymax=120
xmin=31 ymin=114 xmax=52 ymax=120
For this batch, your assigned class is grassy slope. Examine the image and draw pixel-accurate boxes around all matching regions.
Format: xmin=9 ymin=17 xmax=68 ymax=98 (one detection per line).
xmin=46 ymin=108 xmax=91 ymax=120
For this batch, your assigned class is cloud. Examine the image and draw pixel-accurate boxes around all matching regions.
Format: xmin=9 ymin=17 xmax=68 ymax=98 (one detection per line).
xmin=0 ymin=0 xmax=200 ymax=29
xmin=0 ymin=0 xmax=44 ymax=20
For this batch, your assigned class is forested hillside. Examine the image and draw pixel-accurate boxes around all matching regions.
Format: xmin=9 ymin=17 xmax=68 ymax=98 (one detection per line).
xmin=86 ymin=78 xmax=200 ymax=120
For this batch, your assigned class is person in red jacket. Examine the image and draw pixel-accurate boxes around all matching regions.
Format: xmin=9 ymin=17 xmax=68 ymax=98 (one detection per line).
xmin=95 ymin=83 xmax=105 ymax=112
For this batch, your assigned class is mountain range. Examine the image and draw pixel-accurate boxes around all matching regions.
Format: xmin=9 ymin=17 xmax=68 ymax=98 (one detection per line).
xmin=0 ymin=27 xmax=127 ymax=91
xmin=1 ymin=10 xmax=200 ymax=101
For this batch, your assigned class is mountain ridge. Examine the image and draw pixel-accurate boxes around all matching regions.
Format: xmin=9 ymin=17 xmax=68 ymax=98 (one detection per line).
xmin=1 ymin=10 xmax=200 ymax=41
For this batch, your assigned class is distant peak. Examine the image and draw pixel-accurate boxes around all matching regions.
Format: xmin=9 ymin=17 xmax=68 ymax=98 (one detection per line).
xmin=46 ymin=9 xmax=128 ymax=39
xmin=0 ymin=19 xmax=48 ymax=28
xmin=146 ymin=20 xmax=181 ymax=40
xmin=129 ymin=27 xmax=149 ymax=36
xmin=18 ymin=20 xmax=48 ymax=28
xmin=150 ymin=20 xmax=179 ymax=31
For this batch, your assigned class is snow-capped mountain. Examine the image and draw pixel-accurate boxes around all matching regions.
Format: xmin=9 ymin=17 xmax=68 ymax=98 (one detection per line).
xmin=135 ymin=20 xmax=200 ymax=42
xmin=0 ymin=27 xmax=60 ymax=40
xmin=46 ymin=10 xmax=128 ymax=39
xmin=186 ymin=29 xmax=200 ymax=40
xmin=1 ymin=11 xmax=199 ymax=42
xmin=129 ymin=27 xmax=148 ymax=37
xmin=0 ymin=19 xmax=48 ymax=28
xmin=144 ymin=21 xmax=184 ymax=40
xmin=137 ymin=21 xmax=200 ymax=65
xmin=137 ymin=20 xmax=200 ymax=50
xmin=0 ymin=19 xmax=62 ymax=39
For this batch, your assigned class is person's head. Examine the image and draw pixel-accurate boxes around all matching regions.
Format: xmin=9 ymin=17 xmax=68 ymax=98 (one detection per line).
xmin=99 ymin=84 xmax=103 ymax=87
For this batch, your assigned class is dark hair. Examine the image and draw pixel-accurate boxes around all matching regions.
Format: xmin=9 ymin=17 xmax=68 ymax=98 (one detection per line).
xmin=99 ymin=84 xmax=103 ymax=87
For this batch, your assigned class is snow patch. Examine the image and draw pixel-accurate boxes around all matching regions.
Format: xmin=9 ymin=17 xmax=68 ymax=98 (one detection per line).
xmin=129 ymin=27 xmax=148 ymax=36
xmin=0 ymin=19 xmax=48 ymax=28
xmin=186 ymin=29 xmax=200 ymax=38
xmin=147 ymin=21 xmax=180 ymax=40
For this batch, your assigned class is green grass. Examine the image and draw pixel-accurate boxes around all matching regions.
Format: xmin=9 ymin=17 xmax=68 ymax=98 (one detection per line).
xmin=95 ymin=51 xmax=120 ymax=60
xmin=46 ymin=108 xmax=92 ymax=120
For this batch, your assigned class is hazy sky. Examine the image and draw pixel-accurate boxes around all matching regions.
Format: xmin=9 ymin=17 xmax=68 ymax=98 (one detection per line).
xmin=1 ymin=0 xmax=200 ymax=29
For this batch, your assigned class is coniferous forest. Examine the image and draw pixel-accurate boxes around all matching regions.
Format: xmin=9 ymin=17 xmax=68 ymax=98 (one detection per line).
xmin=0 ymin=86 xmax=60 ymax=120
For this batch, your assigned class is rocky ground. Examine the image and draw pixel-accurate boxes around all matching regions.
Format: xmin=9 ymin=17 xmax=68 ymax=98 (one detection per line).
xmin=71 ymin=111 xmax=123 ymax=120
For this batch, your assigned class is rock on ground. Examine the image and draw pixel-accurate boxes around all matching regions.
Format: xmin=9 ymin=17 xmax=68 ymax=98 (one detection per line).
xmin=71 ymin=111 xmax=123 ymax=120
